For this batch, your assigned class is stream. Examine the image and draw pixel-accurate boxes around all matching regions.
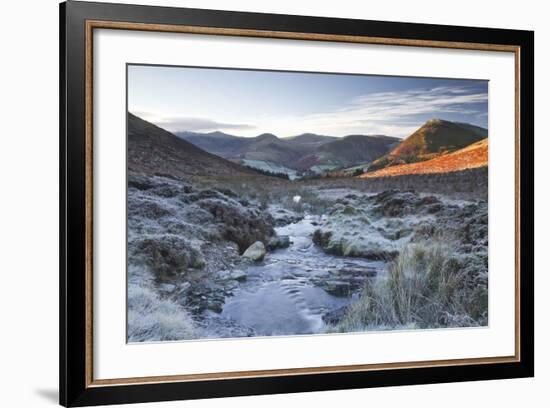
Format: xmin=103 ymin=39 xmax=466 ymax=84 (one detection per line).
xmin=211 ymin=214 xmax=386 ymax=337
xmin=128 ymin=177 xmax=488 ymax=343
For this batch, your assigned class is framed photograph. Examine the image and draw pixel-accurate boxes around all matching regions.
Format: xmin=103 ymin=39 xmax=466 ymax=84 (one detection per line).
xmin=60 ymin=1 xmax=534 ymax=406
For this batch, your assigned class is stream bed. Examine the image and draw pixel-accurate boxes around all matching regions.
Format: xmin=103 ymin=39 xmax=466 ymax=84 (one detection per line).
xmin=204 ymin=214 xmax=386 ymax=338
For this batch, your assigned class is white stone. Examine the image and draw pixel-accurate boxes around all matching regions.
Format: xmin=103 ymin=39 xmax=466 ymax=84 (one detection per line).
xmin=242 ymin=241 xmax=266 ymax=262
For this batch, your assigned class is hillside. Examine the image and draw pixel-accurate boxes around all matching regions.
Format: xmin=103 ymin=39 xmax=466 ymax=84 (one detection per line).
xmin=128 ymin=113 xmax=269 ymax=182
xmin=368 ymin=119 xmax=487 ymax=172
xmin=294 ymin=134 xmax=399 ymax=171
xmin=233 ymin=133 xmax=305 ymax=168
xmin=176 ymin=131 xmax=248 ymax=157
xmin=361 ymin=138 xmax=488 ymax=178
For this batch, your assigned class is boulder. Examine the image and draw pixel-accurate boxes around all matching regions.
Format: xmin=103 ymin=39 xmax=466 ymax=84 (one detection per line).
xmin=230 ymin=270 xmax=247 ymax=281
xmin=242 ymin=241 xmax=266 ymax=262
xmin=267 ymin=235 xmax=291 ymax=250
xmin=217 ymin=269 xmax=246 ymax=282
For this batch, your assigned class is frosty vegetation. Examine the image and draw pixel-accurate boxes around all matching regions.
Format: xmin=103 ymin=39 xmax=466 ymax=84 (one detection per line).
xmin=127 ymin=170 xmax=488 ymax=341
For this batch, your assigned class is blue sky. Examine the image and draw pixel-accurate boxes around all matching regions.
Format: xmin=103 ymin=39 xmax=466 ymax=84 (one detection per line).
xmin=128 ymin=64 xmax=488 ymax=138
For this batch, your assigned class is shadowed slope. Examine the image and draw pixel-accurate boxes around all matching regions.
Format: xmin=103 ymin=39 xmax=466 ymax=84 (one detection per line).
xmin=128 ymin=113 xmax=268 ymax=181
xmin=294 ymin=134 xmax=400 ymax=171
xmin=176 ymin=131 xmax=249 ymax=157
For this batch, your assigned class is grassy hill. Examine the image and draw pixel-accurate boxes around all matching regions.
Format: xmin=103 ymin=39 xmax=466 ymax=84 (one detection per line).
xmin=361 ymin=138 xmax=488 ymax=178
xmin=368 ymin=119 xmax=487 ymax=172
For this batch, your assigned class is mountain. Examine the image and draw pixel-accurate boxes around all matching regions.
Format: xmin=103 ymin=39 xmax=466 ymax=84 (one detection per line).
xmin=177 ymin=131 xmax=301 ymax=167
xmin=178 ymin=131 xmax=336 ymax=166
xmin=175 ymin=131 xmax=248 ymax=157
xmin=232 ymin=135 xmax=307 ymax=169
xmin=255 ymin=133 xmax=279 ymax=141
xmin=361 ymin=138 xmax=488 ymax=178
xmin=283 ymin=133 xmax=339 ymax=149
xmin=367 ymin=119 xmax=487 ymax=172
xmin=294 ymin=134 xmax=400 ymax=171
xmin=128 ymin=114 xmax=265 ymax=181
xmin=179 ymin=130 xmax=397 ymax=174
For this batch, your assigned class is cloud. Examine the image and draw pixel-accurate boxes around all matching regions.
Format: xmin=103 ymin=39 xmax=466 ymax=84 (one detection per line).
xmin=132 ymin=85 xmax=487 ymax=138
xmin=131 ymin=111 xmax=255 ymax=133
xmin=288 ymin=85 xmax=488 ymax=138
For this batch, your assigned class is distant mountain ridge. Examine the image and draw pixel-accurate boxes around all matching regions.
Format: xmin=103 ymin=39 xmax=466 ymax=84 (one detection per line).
xmin=176 ymin=130 xmax=249 ymax=157
xmin=172 ymin=118 xmax=486 ymax=178
xmin=177 ymin=130 xmax=399 ymax=174
xmin=367 ymin=119 xmax=487 ymax=172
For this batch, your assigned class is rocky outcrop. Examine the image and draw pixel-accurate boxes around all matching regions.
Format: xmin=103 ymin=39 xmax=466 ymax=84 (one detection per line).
xmin=268 ymin=205 xmax=304 ymax=226
xmin=311 ymin=189 xmax=486 ymax=263
xmin=197 ymin=195 xmax=274 ymax=253
xmin=128 ymin=174 xmax=275 ymax=266
xmin=135 ymin=236 xmax=205 ymax=280
xmin=311 ymin=198 xmax=403 ymax=260
xmin=127 ymin=174 xmax=276 ymax=325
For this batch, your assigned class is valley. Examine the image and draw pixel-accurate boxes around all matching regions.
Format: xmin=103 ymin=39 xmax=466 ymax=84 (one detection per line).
xmin=177 ymin=128 xmax=400 ymax=177
xmin=127 ymin=114 xmax=489 ymax=342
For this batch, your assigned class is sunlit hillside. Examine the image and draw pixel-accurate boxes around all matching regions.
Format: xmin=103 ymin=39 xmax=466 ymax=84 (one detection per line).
xmin=360 ymin=138 xmax=488 ymax=178
xmin=367 ymin=119 xmax=487 ymax=172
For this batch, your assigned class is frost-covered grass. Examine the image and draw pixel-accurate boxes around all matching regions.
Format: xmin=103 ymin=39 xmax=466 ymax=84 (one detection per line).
xmin=280 ymin=189 xmax=333 ymax=215
xmin=244 ymin=184 xmax=333 ymax=215
xmin=127 ymin=262 xmax=198 ymax=343
xmin=328 ymin=239 xmax=487 ymax=333
xmin=128 ymin=283 xmax=198 ymax=342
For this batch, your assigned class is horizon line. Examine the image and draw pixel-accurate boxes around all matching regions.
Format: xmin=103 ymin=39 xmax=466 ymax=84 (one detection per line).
xmin=129 ymin=111 xmax=488 ymax=140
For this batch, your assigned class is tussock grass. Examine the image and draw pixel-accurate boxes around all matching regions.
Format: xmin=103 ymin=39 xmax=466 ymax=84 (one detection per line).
xmin=128 ymin=284 xmax=198 ymax=342
xmin=329 ymin=239 xmax=487 ymax=333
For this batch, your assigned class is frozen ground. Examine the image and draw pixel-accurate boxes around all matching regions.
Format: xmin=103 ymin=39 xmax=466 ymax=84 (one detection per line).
xmin=127 ymin=174 xmax=488 ymax=342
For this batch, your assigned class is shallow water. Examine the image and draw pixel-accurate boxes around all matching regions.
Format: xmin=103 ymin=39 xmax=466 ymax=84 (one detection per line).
xmin=218 ymin=214 xmax=385 ymax=337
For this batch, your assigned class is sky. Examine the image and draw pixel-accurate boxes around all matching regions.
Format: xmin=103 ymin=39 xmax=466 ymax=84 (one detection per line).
xmin=128 ymin=64 xmax=488 ymax=139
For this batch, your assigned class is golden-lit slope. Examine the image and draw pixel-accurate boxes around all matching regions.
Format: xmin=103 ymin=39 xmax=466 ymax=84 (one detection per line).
xmin=367 ymin=119 xmax=487 ymax=172
xmin=360 ymin=138 xmax=488 ymax=178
